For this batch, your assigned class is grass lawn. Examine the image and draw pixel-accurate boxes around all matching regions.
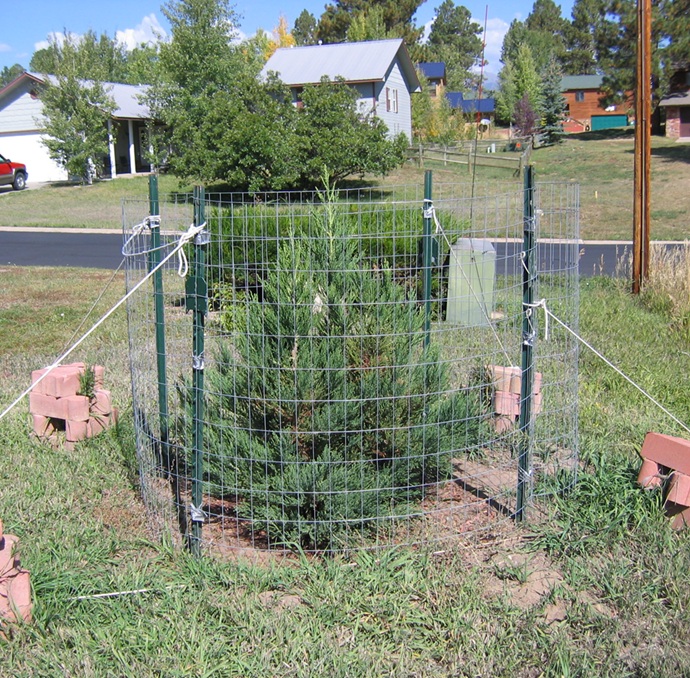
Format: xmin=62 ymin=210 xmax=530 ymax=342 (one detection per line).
xmin=1 ymin=265 xmax=690 ymax=675
xmin=1 ymin=130 xmax=688 ymax=241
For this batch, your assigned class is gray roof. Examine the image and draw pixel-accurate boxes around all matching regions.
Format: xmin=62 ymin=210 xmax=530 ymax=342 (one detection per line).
xmin=261 ymin=39 xmax=421 ymax=91
xmin=561 ymin=74 xmax=604 ymax=91
xmin=659 ymin=91 xmax=690 ymax=107
xmin=24 ymin=72 xmax=150 ymax=119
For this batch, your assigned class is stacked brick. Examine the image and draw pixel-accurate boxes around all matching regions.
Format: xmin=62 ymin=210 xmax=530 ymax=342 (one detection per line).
xmin=0 ymin=519 xmax=32 ymax=635
xmin=486 ymin=365 xmax=543 ymax=433
xmin=638 ymin=432 xmax=690 ymax=529
xmin=29 ymin=363 xmax=117 ymax=450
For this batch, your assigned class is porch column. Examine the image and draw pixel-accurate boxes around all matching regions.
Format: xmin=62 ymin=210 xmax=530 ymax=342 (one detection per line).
xmin=108 ymin=119 xmax=117 ymax=178
xmin=128 ymin=120 xmax=137 ymax=174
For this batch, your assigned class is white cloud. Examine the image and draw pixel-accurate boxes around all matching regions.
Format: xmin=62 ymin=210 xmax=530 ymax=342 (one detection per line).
xmin=116 ymin=14 xmax=167 ymax=50
xmin=478 ymin=17 xmax=510 ymax=80
xmin=34 ymin=31 xmax=71 ymax=53
xmin=0 ymin=43 xmax=11 ymax=53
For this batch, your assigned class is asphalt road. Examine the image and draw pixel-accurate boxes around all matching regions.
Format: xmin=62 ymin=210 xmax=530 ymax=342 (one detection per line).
xmin=0 ymin=229 xmax=646 ymax=276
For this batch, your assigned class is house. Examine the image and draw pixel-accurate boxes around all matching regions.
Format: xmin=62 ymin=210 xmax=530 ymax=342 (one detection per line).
xmin=261 ymin=39 xmax=421 ymax=140
xmin=417 ymin=62 xmax=446 ymax=98
xmin=560 ymin=75 xmax=631 ymax=133
xmin=0 ymin=72 xmax=152 ymax=183
xmin=659 ymin=68 xmax=690 ymax=140
xmin=445 ymin=91 xmax=496 ymax=123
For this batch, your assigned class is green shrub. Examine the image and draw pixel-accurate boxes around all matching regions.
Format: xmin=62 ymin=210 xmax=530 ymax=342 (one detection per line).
xmin=181 ymin=192 xmax=481 ymax=550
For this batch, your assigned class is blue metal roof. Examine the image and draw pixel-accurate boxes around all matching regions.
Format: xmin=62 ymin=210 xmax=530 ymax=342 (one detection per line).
xmin=446 ymin=92 xmax=495 ymax=113
xmin=418 ymin=62 xmax=446 ymax=79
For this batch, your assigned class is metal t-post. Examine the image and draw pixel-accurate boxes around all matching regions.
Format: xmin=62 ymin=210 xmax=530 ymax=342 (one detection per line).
xmin=187 ymin=186 xmax=208 ymax=554
xmin=147 ymin=176 xmax=170 ymax=468
xmin=516 ymin=165 xmax=537 ymax=521
xmin=422 ymin=170 xmax=433 ymax=349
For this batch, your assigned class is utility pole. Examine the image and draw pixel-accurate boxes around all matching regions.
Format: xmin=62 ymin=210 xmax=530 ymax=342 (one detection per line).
xmin=632 ymin=0 xmax=652 ymax=294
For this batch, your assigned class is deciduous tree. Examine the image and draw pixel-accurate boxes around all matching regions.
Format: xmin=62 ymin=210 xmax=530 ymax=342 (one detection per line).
xmin=36 ymin=34 xmax=116 ymax=183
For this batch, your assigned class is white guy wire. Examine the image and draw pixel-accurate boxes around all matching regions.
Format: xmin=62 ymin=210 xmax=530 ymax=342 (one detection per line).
xmin=0 ymin=222 xmax=205 ymax=422
xmin=533 ymin=299 xmax=690 ymax=435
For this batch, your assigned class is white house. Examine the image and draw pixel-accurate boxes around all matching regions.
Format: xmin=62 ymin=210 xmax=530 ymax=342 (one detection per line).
xmin=0 ymin=72 xmax=152 ymax=183
xmin=261 ymin=39 xmax=421 ymax=140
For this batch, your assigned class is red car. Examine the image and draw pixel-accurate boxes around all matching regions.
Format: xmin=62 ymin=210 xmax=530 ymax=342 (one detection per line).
xmin=0 ymin=153 xmax=28 ymax=190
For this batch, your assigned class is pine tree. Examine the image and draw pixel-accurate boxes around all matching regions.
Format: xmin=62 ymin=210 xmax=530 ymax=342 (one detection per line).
xmin=188 ymin=187 xmax=480 ymax=550
xmin=540 ymin=54 xmax=567 ymax=144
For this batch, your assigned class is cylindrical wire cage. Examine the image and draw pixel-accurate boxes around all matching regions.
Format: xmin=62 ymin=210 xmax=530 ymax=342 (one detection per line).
xmin=123 ymin=179 xmax=579 ymax=556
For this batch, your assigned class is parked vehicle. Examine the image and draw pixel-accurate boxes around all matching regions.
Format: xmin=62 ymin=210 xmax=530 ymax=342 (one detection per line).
xmin=0 ymin=154 xmax=28 ymax=190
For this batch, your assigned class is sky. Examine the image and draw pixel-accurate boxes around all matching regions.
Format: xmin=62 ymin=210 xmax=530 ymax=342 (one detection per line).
xmin=0 ymin=0 xmax=577 ymax=84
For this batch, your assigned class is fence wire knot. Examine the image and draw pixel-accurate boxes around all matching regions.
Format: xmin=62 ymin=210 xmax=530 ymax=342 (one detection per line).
xmin=146 ymin=215 xmax=161 ymax=230
xmin=177 ymin=222 xmax=207 ymax=278
xmin=189 ymin=503 xmax=207 ymax=523
xmin=523 ymin=298 xmax=549 ymax=341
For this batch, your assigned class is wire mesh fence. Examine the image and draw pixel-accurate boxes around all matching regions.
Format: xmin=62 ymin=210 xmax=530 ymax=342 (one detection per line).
xmin=123 ymin=174 xmax=579 ymax=556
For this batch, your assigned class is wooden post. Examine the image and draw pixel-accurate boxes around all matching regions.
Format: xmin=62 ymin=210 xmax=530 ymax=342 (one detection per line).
xmin=632 ymin=0 xmax=652 ymax=294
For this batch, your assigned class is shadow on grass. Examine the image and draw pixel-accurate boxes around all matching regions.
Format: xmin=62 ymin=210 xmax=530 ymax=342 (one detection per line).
xmin=566 ymin=128 xmax=635 ymax=142
xmin=649 ymin=144 xmax=690 ymax=164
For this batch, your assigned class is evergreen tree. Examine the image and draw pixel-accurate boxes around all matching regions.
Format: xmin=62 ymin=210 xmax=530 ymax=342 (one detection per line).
xmin=500 ymin=20 xmax=528 ymax=65
xmin=316 ymin=0 xmax=425 ymax=46
xmin=500 ymin=0 xmax=567 ymax=73
xmin=427 ymin=0 xmax=483 ymax=92
xmin=562 ymin=0 xmax=604 ymax=74
xmin=540 ymin=54 xmax=567 ymax=143
xmin=189 ymin=186 xmax=480 ymax=549
xmin=293 ymin=10 xmax=318 ymax=45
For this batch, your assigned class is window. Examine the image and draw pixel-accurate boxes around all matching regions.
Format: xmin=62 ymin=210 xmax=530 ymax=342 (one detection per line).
xmin=575 ymin=91 xmax=585 ymax=102
xmin=386 ymin=87 xmax=399 ymax=113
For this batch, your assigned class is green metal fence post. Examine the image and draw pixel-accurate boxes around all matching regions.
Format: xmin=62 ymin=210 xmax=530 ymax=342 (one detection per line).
xmin=422 ymin=170 xmax=433 ymax=349
xmin=516 ymin=165 xmax=537 ymax=521
xmin=186 ymin=186 xmax=208 ymax=554
xmin=147 ymin=176 xmax=170 ymax=464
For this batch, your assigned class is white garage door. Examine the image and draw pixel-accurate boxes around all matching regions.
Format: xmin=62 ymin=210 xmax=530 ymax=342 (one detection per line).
xmin=0 ymin=132 xmax=68 ymax=183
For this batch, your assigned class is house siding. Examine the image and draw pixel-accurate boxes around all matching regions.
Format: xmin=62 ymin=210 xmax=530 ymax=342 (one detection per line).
xmin=375 ymin=59 xmax=412 ymax=139
xmin=562 ymin=87 xmax=632 ymax=133
xmin=0 ymin=85 xmax=44 ymax=134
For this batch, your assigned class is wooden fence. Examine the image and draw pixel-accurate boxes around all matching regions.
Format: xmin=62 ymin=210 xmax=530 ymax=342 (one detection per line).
xmin=406 ymin=138 xmax=533 ymax=176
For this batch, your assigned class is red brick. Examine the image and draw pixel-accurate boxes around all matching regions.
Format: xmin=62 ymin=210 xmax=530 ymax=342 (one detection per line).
xmin=666 ymin=471 xmax=690 ymax=507
xmin=637 ymin=458 xmax=664 ymax=489
xmin=639 ymin=432 xmax=690 ymax=477
xmin=492 ymin=415 xmax=515 ymax=434
xmin=65 ymin=419 xmax=88 ymax=442
xmin=65 ymin=395 xmax=90 ymax=422
xmin=494 ymin=391 xmax=520 ymax=417
xmin=91 ymin=389 xmax=112 ymax=416
xmin=0 ymin=569 xmax=32 ymax=624
xmin=670 ymin=506 xmax=690 ymax=530
xmin=32 ymin=414 xmax=55 ymax=438
xmin=31 ymin=365 xmax=83 ymax=398
xmin=533 ymin=391 xmax=543 ymax=415
xmin=93 ymin=365 xmax=105 ymax=389
xmin=87 ymin=414 xmax=111 ymax=437
xmin=487 ymin=365 xmax=519 ymax=393
xmin=0 ymin=534 xmax=18 ymax=576
xmin=29 ymin=392 xmax=66 ymax=419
